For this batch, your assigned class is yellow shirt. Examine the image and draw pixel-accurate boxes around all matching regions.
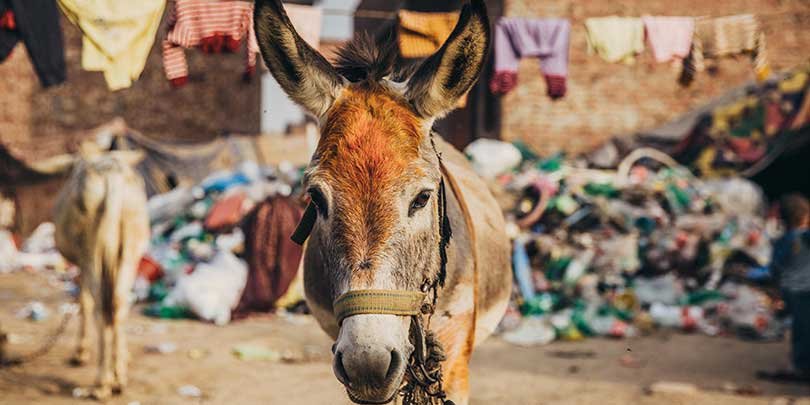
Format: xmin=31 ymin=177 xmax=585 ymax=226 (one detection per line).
xmin=58 ymin=0 xmax=166 ymax=90
xmin=585 ymin=17 xmax=645 ymax=64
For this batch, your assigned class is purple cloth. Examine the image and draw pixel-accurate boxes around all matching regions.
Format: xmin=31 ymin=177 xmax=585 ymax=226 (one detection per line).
xmin=491 ymin=17 xmax=570 ymax=97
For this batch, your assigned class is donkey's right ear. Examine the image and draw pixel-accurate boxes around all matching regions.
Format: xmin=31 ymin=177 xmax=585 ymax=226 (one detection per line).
xmin=254 ymin=0 xmax=345 ymax=117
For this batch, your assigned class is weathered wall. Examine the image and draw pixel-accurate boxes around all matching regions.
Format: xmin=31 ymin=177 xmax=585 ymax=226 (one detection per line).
xmin=0 ymin=11 xmax=262 ymax=235
xmin=501 ymin=0 xmax=810 ymax=155
xmin=0 ymin=12 xmax=261 ymax=165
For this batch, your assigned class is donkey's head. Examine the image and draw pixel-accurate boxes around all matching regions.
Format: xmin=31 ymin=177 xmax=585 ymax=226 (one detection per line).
xmin=255 ymin=0 xmax=489 ymax=402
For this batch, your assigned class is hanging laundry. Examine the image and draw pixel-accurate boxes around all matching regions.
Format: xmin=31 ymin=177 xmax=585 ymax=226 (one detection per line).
xmin=680 ymin=14 xmax=769 ymax=86
xmin=57 ymin=0 xmax=165 ymax=91
xmin=642 ymin=16 xmax=694 ymax=64
xmin=489 ymin=18 xmax=570 ymax=99
xmin=0 ymin=0 xmax=65 ymax=87
xmin=397 ymin=10 xmax=460 ymax=59
xmin=584 ymin=17 xmax=645 ymax=64
xmin=162 ymin=0 xmax=258 ymax=88
xmin=398 ymin=9 xmax=472 ymax=107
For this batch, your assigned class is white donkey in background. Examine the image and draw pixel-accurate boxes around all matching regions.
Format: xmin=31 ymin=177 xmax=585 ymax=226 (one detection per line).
xmin=54 ymin=150 xmax=149 ymax=400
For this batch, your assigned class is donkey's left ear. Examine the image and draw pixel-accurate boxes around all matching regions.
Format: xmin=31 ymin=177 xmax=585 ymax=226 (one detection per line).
xmin=405 ymin=0 xmax=490 ymax=119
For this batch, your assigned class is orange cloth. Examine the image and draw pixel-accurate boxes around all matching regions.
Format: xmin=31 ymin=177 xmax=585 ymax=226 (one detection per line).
xmin=397 ymin=10 xmax=468 ymax=108
xmin=398 ymin=10 xmax=459 ymax=58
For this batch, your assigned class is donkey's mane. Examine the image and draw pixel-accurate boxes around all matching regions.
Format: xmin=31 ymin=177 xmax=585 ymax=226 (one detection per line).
xmin=333 ymin=30 xmax=416 ymax=84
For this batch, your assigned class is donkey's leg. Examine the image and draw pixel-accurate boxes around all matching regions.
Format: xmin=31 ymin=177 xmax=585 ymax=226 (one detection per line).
xmin=112 ymin=296 xmax=131 ymax=394
xmin=436 ymin=314 xmax=475 ymax=405
xmin=70 ymin=282 xmax=93 ymax=366
xmin=91 ymin=318 xmax=114 ymax=400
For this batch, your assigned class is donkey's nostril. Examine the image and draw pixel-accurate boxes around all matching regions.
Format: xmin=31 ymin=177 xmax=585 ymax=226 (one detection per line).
xmin=333 ymin=351 xmax=351 ymax=386
xmin=386 ymin=349 xmax=402 ymax=381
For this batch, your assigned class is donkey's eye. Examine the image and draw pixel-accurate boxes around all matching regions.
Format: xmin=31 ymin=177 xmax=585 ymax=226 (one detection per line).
xmin=308 ymin=187 xmax=328 ymax=218
xmin=409 ymin=191 xmax=432 ymax=216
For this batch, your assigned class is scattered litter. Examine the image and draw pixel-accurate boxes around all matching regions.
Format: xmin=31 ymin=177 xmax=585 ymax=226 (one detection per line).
xmin=465 ymin=138 xmax=523 ymax=180
xmin=177 ymin=384 xmax=202 ymax=398
xmin=545 ymin=350 xmax=596 ymax=359
xmin=187 ymin=348 xmax=209 ymax=360
xmin=72 ymin=387 xmax=89 ymax=399
xmin=501 ymin=316 xmax=556 ymax=347
xmin=618 ymin=353 xmax=644 ymax=368
xmin=16 ymin=302 xmax=49 ymax=322
xmin=232 ymin=344 xmax=282 ymax=362
xmin=144 ymin=342 xmax=177 ymax=355
xmin=721 ymin=382 xmax=762 ymax=396
xmin=645 ymin=381 xmax=700 ymax=395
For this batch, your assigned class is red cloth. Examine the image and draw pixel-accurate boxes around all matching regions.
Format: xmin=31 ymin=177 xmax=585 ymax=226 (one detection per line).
xmin=490 ymin=71 xmax=567 ymax=99
xmin=0 ymin=10 xmax=15 ymax=30
xmin=137 ymin=256 xmax=164 ymax=282
xmin=233 ymin=197 xmax=304 ymax=317
xmin=490 ymin=71 xmax=518 ymax=94
xmin=545 ymin=74 xmax=567 ymax=99
xmin=204 ymin=192 xmax=247 ymax=232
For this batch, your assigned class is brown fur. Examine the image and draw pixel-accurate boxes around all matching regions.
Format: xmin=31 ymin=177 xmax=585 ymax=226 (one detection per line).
xmin=254 ymin=0 xmax=509 ymax=403
xmin=314 ymin=87 xmax=425 ymax=275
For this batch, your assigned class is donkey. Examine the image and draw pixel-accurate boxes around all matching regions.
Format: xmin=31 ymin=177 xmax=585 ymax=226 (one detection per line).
xmin=54 ymin=151 xmax=149 ymax=400
xmin=256 ymin=0 xmax=510 ymax=403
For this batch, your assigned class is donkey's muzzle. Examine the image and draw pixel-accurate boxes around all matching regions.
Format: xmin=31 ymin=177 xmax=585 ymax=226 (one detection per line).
xmin=332 ymin=290 xmax=424 ymax=404
xmin=332 ymin=314 xmax=411 ymax=404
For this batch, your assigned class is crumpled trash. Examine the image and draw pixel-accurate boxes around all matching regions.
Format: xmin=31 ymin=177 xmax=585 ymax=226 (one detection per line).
xmin=231 ymin=344 xmax=282 ymax=361
xmin=501 ymin=316 xmax=556 ymax=346
xmin=147 ymin=187 xmax=195 ymax=225
xmin=699 ymin=178 xmax=765 ymax=217
xmin=204 ymin=192 xmax=248 ymax=232
xmin=22 ymin=222 xmax=56 ymax=253
xmin=16 ymin=301 xmax=49 ymax=321
xmin=164 ymin=251 xmax=248 ymax=325
xmin=144 ymin=342 xmax=177 ymax=354
xmin=464 ymin=139 xmax=523 ymax=179
xmin=646 ymin=381 xmax=700 ymax=395
xmin=177 ymin=385 xmax=202 ymax=398
xmin=720 ymin=282 xmax=782 ymax=340
xmin=633 ymin=274 xmax=684 ymax=306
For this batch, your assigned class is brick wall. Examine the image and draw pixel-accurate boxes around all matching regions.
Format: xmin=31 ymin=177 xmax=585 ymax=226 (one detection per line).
xmin=0 ymin=13 xmax=261 ymax=164
xmin=500 ymin=0 xmax=810 ymax=155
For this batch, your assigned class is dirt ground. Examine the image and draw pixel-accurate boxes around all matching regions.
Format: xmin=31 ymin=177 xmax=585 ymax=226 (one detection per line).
xmin=1 ymin=270 xmax=809 ymax=405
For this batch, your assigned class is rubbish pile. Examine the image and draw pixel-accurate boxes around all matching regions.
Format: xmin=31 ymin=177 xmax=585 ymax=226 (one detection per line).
xmin=136 ymin=161 xmax=305 ymax=325
xmin=466 ymin=139 xmax=785 ymax=346
xmin=674 ymin=66 xmax=809 ymax=178
xmin=0 ymin=222 xmax=68 ymax=275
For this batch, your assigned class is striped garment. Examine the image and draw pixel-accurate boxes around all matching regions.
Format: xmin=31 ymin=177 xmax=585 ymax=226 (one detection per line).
xmin=162 ymin=0 xmax=258 ymax=87
xmin=680 ymin=14 xmax=770 ymax=86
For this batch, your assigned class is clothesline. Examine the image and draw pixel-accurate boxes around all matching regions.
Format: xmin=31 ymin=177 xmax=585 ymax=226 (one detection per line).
xmin=317 ymin=7 xmax=807 ymax=20
xmin=0 ymin=0 xmax=794 ymax=95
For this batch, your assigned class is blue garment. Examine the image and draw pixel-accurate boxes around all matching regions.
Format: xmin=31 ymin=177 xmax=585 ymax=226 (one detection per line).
xmin=771 ymin=229 xmax=810 ymax=292
xmin=783 ymin=290 xmax=810 ymax=373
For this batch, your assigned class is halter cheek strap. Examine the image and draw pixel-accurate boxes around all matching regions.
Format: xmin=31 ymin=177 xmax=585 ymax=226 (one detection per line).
xmin=291 ymin=202 xmax=317 ymax=246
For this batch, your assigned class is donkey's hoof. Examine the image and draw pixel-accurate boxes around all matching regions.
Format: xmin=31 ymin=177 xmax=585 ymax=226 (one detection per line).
xmin=68 ymin=355 xmax=88 ymax=367
xmin=111 ymin=382 xmax=125 ymax=395
xmin=90 ymin=386 xmax=112 ymax=401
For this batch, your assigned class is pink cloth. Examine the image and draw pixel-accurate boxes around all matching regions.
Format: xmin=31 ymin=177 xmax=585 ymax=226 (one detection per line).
xmin=642 ymin=16 xmax=694 ymax=63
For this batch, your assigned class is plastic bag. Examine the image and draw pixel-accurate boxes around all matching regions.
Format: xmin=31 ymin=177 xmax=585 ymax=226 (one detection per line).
xmin=464 ymin=139 xmax=522 ymax=179
xmin=165 ymin=251 xmax=248 ymax=325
